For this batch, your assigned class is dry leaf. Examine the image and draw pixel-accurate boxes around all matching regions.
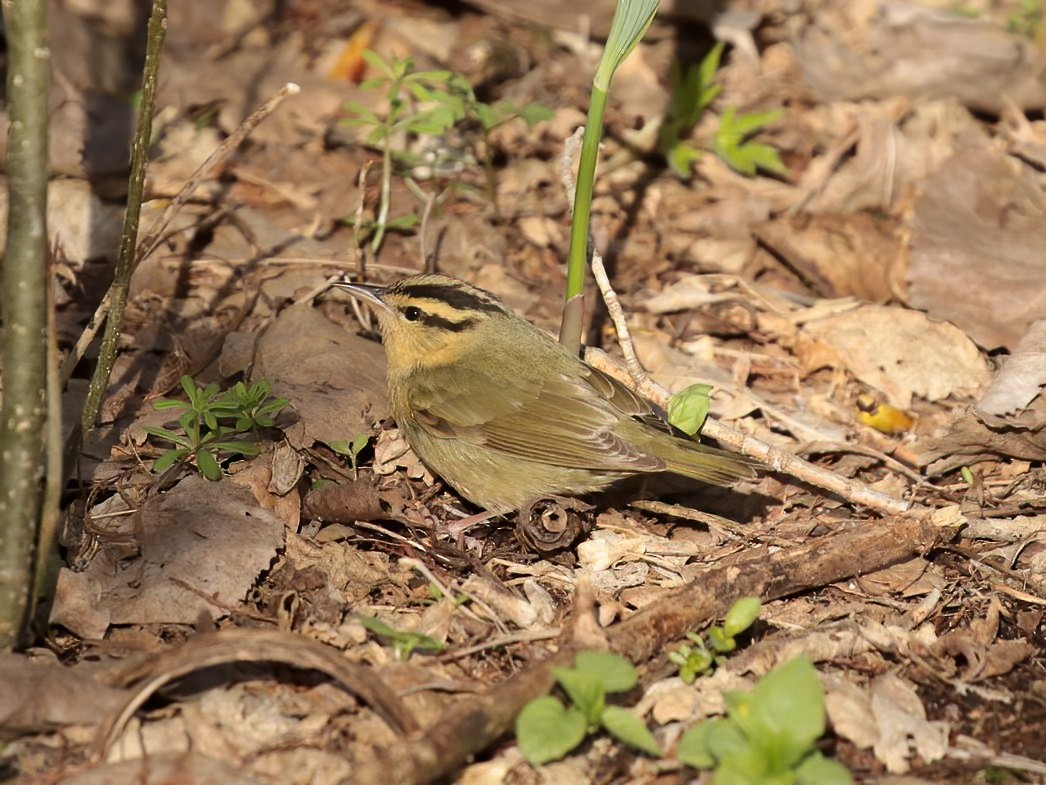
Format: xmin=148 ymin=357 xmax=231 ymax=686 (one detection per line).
xmin=798 ymin=304 xmax=992 ymax=408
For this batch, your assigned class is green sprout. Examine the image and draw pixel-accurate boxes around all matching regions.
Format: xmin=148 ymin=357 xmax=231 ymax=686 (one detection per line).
xmin=656 ymin=42 xmax=787 ymax=179
xmin=677 ymin=657 xmax=852 ymax=785
xmin=343 ymin=50 xmax=551 ymax=251
xmin=669 ymin=597 xmax=760 ymax=684
xmin=329 ymin=432 xmax=371 ymax=479
xmin=143 ymin=376 xmax=288 ymax=481
xmin=516 ymin=651 xmax=661 ymax=765
xmin=358 ymin=615 xmax=444 ymax=660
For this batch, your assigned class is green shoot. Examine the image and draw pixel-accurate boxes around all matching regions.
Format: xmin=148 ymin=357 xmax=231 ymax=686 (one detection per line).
xmin=562 ymin=0 xmax=660 ymax=354
xmin=657 ymin=43 xmax=787 ymax=180
xmin=711 ymin=106 xmax=787 ymax=177
xmin=677 ymin=657 xmax=852 ymax=784
xmin=669 ymin=597 xmax=760 ymax=684
xmin=343 ymin=51 xmax=551 ymax=251
xmin=329 ymin=433 xmax=371 ymax=479
xmin=658 ymin=42 xmax=724 ymax=178
xmin=358 ymin=615 xmax=444 ymax=660
xmin=516 ymin=650 xmax=661 ymax=765
xmin=144 ymin=376 xmax=289 ymax=481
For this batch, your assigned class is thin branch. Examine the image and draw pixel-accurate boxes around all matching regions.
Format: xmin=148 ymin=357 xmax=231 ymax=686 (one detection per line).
xmin=77 ymin=0 xmax=168 ymax=437
xmin=583 ymin=347 xmax=914 ymax=516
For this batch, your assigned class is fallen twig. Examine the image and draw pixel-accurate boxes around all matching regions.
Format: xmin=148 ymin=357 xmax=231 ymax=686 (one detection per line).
xmin=91 ymin=628 xmax=418 ymax=762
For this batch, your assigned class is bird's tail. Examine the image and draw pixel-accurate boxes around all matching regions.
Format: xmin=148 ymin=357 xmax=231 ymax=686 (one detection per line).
xmin=660 ymin=440 xmax=758 ymax=486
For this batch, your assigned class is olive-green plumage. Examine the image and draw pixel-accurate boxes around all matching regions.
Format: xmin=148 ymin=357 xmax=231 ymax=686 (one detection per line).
xmin=335 ymin=274 xmax=755 ymax=514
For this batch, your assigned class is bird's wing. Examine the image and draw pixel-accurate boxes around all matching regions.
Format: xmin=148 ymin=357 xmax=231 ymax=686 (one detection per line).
xmin=404 ymin=363 xmax=665 ymax=472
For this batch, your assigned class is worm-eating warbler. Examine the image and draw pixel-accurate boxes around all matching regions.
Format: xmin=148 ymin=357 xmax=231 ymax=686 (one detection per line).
xmin=334 ymin=274 xmax=755 ymax=514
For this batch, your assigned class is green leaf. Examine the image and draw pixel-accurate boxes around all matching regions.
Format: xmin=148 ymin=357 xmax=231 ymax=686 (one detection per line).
xmin=574 ymin=651 xmax=638 ymax=693
xmin=795 ymin=752 xmax=852 ymax=785
xmin=677 ymin=720 xmax=716 ymax=769
xmin=725 ymin=108 xmax=783 ymax=136
xmin=152 ymin=449 xmax=186 ymax=473
xmin=600 ymin=706 xmax=661 ymax=756
xmin=361 ymin=49 xmax=397 ymax=80
xmin=705 ymin=715 xmax=752 ymax=761
xmin=517 ymin=102 xmax=554 ymax=126
xmin=384 ymin=213 xmax=421 ymax=231
xmin=473 ymin=101 xmax=498 ymax=130
xmin=143 ymin=425 xmax=185 ymax=444
xmin=708 ymin=626 xmax=737 ymax=654
xmin=667 ymin=383 xmax=713 ymax=435
xmin=551 ymin=666 xmax=605 ymax=724
xmin=671 ymin=641 xmax=713 ymax=683
xmin=210 ymin=440 xmax=260 ymax=457
xmin=153 ymin=399 xmax=187 ymax=411
xmin=595 ymin=0 xmax=660 ymax=91
xmin=666 ymin=142 xmax=702 ymax=178
xmin=679 ymin=717 xmax=752 ymax=770
xmin=196 ymin=449 xmax=223 ymax=481
xmin=357 ymin=615 xmax=444 ymax=659
xmin=723 ymin=597 xmax=761 ymax=637
xmin=739 ymin=657 xmax=825 ymax=770
xmin=696 ymin=42 xmax=725 ymax=111
xmin=516 ymin=697 xmax=588 ymax=765
xmin=179 ymin=374 xmax=197 ymax=399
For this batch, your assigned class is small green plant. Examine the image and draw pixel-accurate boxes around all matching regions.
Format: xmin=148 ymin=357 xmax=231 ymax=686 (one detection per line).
xmin=656 ymin=43 xmax=787 ymax=179
xmin=711 ymin=106 xmax=787 ymax=177
xmin=343 ymin=50 xmax=551 ymax=251
xmin=358 ymin=614 xmax=444 ymax=660
xmin=669 ymin=597 xmax=761 ymax=684
xmin=328 ymin=432 xmax=371 ymax=479
xmin=144 ymin=376 xmax=289 ymax=481
xmin=516 ymin=651 xmax=660 ymax=765
xmin=1007 ymin=0 xmax=1045 ymax=41
xmin=677 ymin=656 xmax=852 ymax=785
xmin=658 ymin=42 xmax=725 ymax=177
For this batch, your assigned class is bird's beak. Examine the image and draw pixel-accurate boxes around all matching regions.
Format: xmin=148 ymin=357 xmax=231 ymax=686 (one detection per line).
xmin=332 ymin=280 xmax=392 ymax=314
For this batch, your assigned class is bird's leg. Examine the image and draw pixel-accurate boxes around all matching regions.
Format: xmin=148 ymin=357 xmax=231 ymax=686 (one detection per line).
xmin=440 ymin=508 xmax=502 ymax=539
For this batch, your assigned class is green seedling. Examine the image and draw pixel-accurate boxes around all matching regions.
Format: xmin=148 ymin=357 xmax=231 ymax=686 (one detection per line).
xmin=516 ymin=651 xmax=660 ymax=765
xmin=669 ymin=597 xmax=760 ymax=684
xmin=677 ymin=656 xmax=852 ymax=785
xmin=144 ymin=375 xmax=289 ymax=481
xmin=658 ymin=42 xmax=724 ymax=178
xmin=358 ymin=614 xmax=444 ymax=660
xmin=343 ymin=50 xmax=551 ymax=251
xmin=655 ymin=42 xmax=787 ymax=179
xmin=1007 ymin=0 xmax=1046 ymax=43
xmin=329 ymin=432 xmax=371 ymax=479
xmin=711 ymin=106 xmax=787 ymax=177
xmin=424 ymin=582 xmax=470 ymax=608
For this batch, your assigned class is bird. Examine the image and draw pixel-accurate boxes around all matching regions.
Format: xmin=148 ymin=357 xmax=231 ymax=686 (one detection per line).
xmin=333 ymin=274 xmax=755 ymax=515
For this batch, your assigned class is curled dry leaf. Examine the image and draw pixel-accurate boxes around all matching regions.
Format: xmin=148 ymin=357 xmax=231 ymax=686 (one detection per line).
xmin=977 ymin=319 xmax=1046 ymax=422
xmin=797 ymin=304 xmax=992 ymax=409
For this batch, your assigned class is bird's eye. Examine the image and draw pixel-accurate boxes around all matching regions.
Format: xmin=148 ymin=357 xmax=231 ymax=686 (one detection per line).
xmin=403 ymin=306 xmax=423 ymax=322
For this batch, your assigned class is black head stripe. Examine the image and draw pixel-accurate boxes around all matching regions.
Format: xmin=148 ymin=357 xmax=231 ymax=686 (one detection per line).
xmin=394 ymin=283 xmax=503 ymax=314
xmin=417 ymin=312 xmax=476 ymax=332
